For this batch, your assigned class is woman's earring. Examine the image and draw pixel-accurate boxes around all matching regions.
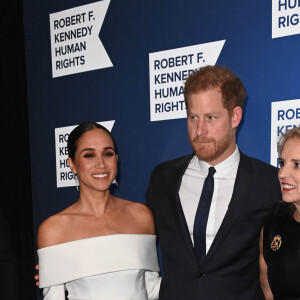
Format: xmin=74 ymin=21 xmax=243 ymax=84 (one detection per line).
xmin=112 ymin=179 xmax=118 ymax=186
xmin=74 ymin=173 xmax=80 ymax=191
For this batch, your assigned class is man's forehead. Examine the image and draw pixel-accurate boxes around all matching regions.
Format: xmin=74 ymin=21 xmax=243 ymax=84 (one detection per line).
xmin=189 ymin=87 xmax=221 ymax=96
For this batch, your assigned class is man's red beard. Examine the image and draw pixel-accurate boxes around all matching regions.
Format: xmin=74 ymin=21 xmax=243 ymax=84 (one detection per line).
xmin=190 ymin=131 xmax=232 ymax=163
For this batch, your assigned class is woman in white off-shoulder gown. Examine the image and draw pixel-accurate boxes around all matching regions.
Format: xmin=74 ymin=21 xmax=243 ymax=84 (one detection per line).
xmin=38 ymin=234 xmax=160 ymax=300
xmin=37 ymin=123 xmax=161 ymax=300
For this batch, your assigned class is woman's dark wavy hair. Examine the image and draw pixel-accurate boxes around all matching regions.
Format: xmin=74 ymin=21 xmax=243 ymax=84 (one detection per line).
xmin=67 ymin=122 xmax=117 ymax=161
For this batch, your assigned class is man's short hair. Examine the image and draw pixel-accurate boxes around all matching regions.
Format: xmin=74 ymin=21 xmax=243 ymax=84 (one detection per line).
xmin=184 ymin=65 xmax=246 ymax=112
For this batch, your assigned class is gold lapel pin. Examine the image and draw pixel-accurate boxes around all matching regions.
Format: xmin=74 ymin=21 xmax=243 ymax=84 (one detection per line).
xmin=271 ymin=235 xmax=282 ymax=251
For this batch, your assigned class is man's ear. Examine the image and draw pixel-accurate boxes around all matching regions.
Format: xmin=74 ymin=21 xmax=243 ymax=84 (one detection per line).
xmin=67 ymin=157 xmax=77 ymax=174
xmin=231 ymin=106 xmax=243 ymax=129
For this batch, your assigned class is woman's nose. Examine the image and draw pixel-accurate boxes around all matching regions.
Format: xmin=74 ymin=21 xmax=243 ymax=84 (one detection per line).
xmin=95 ymin=156 xmax=106 ymax=169
xmin=278 ymin=165 xmax=290 ymax=179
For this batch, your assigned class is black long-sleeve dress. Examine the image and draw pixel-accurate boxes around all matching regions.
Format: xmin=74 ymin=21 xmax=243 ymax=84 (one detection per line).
xmin=263 ymin=213 xmax=300 ymax=300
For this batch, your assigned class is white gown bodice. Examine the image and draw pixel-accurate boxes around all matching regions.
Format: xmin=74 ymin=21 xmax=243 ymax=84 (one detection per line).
xmin=38 ymin=234 xmax=161 ymax=300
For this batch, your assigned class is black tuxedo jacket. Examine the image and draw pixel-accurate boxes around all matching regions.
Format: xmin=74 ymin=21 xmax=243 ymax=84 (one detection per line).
xmin=146 ymin=151 xmax=282 ymax=300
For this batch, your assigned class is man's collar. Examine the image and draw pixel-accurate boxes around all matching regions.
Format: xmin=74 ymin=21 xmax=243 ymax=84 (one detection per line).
xmin=195 ymin=146 xmax=240 ymax=177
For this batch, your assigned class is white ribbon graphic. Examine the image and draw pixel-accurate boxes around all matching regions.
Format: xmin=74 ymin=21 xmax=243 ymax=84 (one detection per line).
xmin=50 ymin=0 xmax=113 ymax=78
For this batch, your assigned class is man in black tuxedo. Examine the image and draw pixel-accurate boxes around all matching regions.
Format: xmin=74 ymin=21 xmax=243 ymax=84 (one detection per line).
xmin=146 ymin=66 xmax=281 ymax=300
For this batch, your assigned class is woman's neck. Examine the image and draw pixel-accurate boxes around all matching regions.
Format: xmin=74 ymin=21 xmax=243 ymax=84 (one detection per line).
xmin=293 ymin=206 xmax=300 ymax=223
xmin=75 ymin=188 xmax=114 ymax=217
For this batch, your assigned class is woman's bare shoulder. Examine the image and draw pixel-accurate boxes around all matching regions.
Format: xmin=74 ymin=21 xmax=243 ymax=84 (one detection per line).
xmin=119 ymin=198 xmax=155 ymax=234
xmin=37 ymin=212 xmax=72 ymax=249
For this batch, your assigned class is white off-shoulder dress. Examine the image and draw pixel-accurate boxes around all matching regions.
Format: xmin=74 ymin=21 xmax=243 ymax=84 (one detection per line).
xmin=38 ymin=234 xmax=161 ymax=300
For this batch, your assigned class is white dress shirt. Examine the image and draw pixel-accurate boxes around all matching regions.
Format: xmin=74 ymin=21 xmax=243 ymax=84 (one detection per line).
xmin=179 ymin=146 xmax=240 ymax=253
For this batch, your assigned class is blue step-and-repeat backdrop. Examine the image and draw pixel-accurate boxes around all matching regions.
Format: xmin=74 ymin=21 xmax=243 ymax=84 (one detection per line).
xmin=23 ymin=0 xmax=300 ymax=297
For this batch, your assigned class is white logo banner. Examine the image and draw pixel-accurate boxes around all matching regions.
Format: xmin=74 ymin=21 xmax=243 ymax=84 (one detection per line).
xmin=272 ymin=0 xmax=300 ymax=38
xmin=55 ymin=120 xmax=115 ymax=188
xmin=50 ymin=0 xmax=112 ymax=78
xmin=149 ymin=40 xmax=225 ymax=122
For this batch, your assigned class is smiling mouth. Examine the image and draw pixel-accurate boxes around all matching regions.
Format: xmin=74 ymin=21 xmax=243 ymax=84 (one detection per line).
xmin=92 ymin=174 xmax=108 ymax=179
xmin=282 ymin=183 xmax=296 ymax=190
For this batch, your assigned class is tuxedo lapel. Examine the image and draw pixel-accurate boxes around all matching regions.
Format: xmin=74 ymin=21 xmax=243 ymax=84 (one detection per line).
xmin=202 ymin=152 xmax=255 ymax=266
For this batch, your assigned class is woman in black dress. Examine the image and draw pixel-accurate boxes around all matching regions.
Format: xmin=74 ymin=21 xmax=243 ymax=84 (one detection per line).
xmin=260 ymin=127 xmax=300 ymax=300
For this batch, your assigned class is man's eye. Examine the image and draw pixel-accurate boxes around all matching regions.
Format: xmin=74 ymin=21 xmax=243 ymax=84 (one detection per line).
xmin=295 ymin=162 xmax=300 ymax=168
